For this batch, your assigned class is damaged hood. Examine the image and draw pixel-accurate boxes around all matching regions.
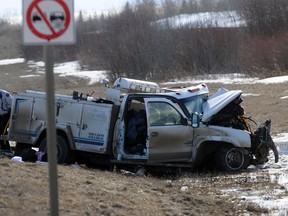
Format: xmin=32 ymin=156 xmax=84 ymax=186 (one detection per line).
xmin=201 ymin=88 xmax=243 ymax=122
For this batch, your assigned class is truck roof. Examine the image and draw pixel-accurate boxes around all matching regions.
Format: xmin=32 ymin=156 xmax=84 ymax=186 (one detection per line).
xmin=112 ymin=77 xmax=165 ymax=93
xmin=163 ymin=84 xmax=209 ymax=100
xmin=110 ymin=77 xmax=209 ymax=99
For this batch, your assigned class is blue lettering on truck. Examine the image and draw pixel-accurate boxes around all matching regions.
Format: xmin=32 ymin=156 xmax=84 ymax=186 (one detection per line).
xmin=74 ymin=132 xmax=105 ymax=146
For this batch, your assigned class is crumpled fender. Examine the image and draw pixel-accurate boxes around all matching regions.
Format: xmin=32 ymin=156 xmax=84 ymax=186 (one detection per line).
xmin=251 ymin=119 xmax=279 ymax=165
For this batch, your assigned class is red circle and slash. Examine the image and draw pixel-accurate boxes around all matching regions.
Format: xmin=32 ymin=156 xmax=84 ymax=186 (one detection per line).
xmin=26 ymin=0 xmax=71 ymax=40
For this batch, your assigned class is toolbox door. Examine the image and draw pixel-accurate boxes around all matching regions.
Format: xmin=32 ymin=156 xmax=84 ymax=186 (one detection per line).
xmin=77 ymin=103 xmax=113 ymax=153
xmin=54 ymin=100 xmax=83 ymax=143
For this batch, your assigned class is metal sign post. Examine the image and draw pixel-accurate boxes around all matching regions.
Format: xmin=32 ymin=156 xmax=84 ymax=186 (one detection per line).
xmin=44 ymin=45 xmax=59 ymax=216
xmin=23 ymin=1 xmax=75 ymax=215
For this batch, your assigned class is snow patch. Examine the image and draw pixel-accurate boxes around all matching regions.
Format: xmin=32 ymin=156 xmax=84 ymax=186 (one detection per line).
xmin=163 ymin=74 xmax=288 ymax=85
xmin=280 ymin=96 xmax=288 ymax=100
xmin=162 ymin=73 xmax=259 ymax=85
xmin=223 ymin=133 xmax=288 ymax=214
xmin=0 ymin=58 xmax=25 ymax=65
xmin=53 ymin=61 xmax=107 ymax=85
xmin=20 ymin=74 xmax=41 ymax=78
xmin=256 ymin=76 xmax=288 ymax=84
xmin=26 ymin=60 xmax=107 ymax=85
xmin=241 ymin=93 xmax=260 ymax=97
xmin=27 ymin=60 xmax=45 ymax=68
xmin=155 ymin=11 xmax=246 ymax=29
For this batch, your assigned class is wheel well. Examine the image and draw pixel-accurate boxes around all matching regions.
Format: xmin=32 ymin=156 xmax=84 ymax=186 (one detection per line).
xmin=35 ymin=129 xmax=69 ymax=148
xmin=194 ymin=141 xmax=234 ymax=165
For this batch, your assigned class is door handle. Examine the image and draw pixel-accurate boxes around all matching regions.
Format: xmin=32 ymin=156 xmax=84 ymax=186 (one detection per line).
xmin=151 ymin=132 xmax=159 ymax=137
xmin=82 ymin=124 xmax=88 ymax=130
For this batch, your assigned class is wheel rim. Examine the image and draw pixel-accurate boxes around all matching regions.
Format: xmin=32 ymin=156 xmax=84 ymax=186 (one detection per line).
xmin=225 ymin=148 xmax=244 ymax=170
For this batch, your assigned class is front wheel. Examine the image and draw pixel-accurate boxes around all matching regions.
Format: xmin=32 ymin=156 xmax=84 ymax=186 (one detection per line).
xmin=39 ymin=135 xmax=73 ymax=164
xmin=215 ymin=146 xmax=249 ymax=172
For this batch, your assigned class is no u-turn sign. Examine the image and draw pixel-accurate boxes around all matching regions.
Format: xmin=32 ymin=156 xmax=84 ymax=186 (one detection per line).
xmin=23 ymin=0 xmax=75 ymax=45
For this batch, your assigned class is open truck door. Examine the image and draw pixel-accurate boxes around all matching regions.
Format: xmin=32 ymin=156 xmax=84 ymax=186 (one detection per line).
xmin=9 ymin=97 xmax=34 ymax=143
xmin=144 ymin=98 xmax=194 ymax=163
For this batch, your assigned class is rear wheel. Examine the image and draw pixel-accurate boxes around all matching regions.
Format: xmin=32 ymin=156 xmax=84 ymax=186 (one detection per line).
xmin=215 ymin=146 xmax=249 ymax=172
xmin=39 ymin=135 xmax=73 ymax=164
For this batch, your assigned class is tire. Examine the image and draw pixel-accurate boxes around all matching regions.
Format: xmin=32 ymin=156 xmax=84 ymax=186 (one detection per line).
xmin=241 ymin=154 xmax=251 ymax=170
xmin=39 ymin=135 xmax=72 ymax=164
xmin=215 ymin=146 xmax=248 ymax=172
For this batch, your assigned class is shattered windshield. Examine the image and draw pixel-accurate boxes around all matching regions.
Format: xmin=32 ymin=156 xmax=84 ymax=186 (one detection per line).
xmin=180 ymin=94 xmax=208 ymax=117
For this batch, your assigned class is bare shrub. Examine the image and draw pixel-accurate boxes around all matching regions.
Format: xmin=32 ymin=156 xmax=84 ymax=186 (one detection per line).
xmin=239 ymin=31 xmax=288 ymax=77
xmin=240 ymin=0 xmax=288 ymax=36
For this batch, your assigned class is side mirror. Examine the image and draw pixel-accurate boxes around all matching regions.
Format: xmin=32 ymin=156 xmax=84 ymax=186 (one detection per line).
xmin=100 ymin=79 xmax=110 ymax=87
xmin=191 ymin=112 xmax=200 ymax=128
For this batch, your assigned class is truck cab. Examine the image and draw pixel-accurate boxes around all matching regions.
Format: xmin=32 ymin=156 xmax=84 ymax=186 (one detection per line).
xmin=107 ymin=78 xmax=278 ymax=171
xmin=114 ymin=94 xmax=194 ymax=164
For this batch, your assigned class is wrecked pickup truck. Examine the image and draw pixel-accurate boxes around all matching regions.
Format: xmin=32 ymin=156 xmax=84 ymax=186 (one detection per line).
xmin=6 ymin=78 xmax=278 ymax=172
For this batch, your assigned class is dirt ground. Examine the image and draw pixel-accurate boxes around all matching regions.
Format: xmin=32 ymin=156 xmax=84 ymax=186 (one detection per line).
xmin=1 ymin=156 xmax=276 ymax=216
xmin=0 ymin=57 xmax=288 ymax=215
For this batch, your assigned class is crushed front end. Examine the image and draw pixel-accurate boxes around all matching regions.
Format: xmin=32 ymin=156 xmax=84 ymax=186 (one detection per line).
xmin=250 ymin=119 xmax=279 ymax=165
xmin=201 ymin=88 xmax=279 ymax=168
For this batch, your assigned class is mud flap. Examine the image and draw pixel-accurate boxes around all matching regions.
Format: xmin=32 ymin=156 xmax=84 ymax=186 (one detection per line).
xmin=251 ymin=119 xmax=279 ymax=165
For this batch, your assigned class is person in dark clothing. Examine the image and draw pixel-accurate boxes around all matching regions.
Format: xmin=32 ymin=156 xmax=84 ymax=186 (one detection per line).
xmin=0 ymin=90 xmax=12 ymax=150
xmin=126 ymin=109 xmax=147 ymax=154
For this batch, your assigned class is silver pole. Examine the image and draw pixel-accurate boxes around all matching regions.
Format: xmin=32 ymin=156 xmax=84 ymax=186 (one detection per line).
xmin=44 ymin=44 xmax=59 ymax=216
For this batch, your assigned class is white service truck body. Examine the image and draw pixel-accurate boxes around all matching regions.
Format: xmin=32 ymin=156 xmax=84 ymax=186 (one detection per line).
xmin=9 ymin=91 xmax=119 ymax=163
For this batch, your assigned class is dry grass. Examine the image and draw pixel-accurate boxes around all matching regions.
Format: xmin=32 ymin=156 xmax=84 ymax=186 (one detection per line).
xmin=1 ymin=157 xmax=271 ymax=216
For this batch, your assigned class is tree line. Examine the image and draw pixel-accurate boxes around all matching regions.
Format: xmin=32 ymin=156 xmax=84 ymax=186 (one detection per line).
xmin=13 ymin=0 xmax=288 ymax=80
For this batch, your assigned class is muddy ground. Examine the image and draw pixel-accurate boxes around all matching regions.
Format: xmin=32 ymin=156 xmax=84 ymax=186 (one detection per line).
xmin=0 ymin=56 xmax=288 ymax=215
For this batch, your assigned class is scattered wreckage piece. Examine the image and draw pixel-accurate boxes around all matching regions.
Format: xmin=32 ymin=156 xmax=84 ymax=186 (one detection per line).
xmin=1 ymin=78 xmax=278 ymax=172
